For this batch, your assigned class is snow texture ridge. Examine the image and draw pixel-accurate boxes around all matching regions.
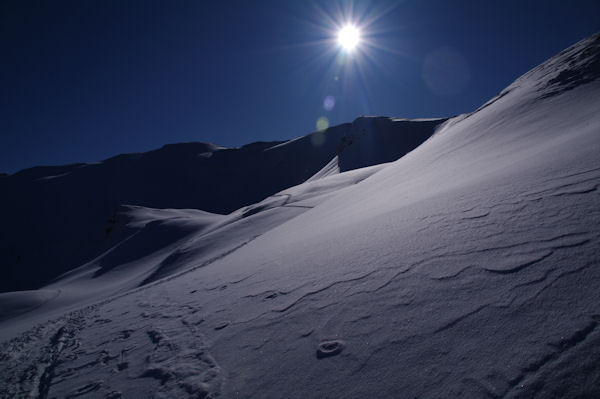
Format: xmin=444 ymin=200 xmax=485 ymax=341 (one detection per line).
xmin=0 ymin=32 xmax=600 ymax=398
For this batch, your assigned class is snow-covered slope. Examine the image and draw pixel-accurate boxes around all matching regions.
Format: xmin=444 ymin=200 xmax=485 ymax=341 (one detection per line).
xmin=0 ymin=117 xmax=444 ymax=293
xmin=1 ymin=33 xmax=599 ymax=398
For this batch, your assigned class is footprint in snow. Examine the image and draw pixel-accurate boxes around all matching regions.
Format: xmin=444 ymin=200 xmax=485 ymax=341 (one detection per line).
xmin=93 ymin=318 xmax=112 ymax=325
xmin=118 ymin=329 xmax=135 ymax=340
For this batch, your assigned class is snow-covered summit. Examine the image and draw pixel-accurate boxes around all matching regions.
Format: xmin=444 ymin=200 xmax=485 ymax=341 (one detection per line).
xmin=515 ymin=32 xmax=600 ymax=99
xmin=477 ymin=32 xmax=600 ymax=113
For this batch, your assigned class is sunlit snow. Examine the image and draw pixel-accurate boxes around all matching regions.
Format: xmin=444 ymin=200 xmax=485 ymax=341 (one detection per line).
xmin=1 ymin=33 xmax=599 ymax=399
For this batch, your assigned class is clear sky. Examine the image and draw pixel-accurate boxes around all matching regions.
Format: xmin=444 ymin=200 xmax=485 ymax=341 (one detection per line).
xmin=1 ymin=0 xmax=599 ymax=174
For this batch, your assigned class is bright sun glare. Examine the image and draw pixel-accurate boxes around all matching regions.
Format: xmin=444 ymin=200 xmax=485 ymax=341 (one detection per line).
xmin=338 ymin=25 xmax=360 ymax=51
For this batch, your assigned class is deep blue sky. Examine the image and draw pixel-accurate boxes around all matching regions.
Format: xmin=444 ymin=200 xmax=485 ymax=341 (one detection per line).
xmin=1 ymin=0 xmax=599 ymax=173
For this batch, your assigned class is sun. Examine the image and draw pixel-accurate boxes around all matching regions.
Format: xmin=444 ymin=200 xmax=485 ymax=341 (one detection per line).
xmin=338 ymin=25 xmax=360 ymax=51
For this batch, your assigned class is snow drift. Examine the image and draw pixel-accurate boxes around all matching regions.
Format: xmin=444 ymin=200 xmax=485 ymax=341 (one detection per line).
xmin=0 ymin=33 xmax=599 ymax=398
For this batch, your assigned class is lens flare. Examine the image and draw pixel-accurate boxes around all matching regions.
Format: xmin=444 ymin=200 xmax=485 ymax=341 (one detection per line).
xmin=316 ymin=116 xmax=329 ymax=132
xmin=311 ymin=131 xmax=325 ymax=147
xmin=323 ymin=95 xmax=335 ymax=111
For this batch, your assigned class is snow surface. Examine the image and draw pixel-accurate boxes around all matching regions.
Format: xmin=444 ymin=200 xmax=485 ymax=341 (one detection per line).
xmin=1 ymin=33 xmax=600 ymax=398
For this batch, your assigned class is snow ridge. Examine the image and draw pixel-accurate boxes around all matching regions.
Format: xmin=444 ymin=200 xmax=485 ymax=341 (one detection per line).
xmin=0 ymin=117 xmax=444 ymax=293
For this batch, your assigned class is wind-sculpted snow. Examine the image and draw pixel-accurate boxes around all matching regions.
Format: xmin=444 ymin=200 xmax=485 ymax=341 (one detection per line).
xmin=0 ymin=165 xmax=383 ymax=341
xmin=523 ymin=32 xmax=600 ymax=99
xmin=1 ymin=33 xmax=600 ymax=398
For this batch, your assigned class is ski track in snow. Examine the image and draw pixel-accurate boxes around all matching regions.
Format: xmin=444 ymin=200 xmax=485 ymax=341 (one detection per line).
xmin=0 ymin=293 xmax=225 ymax=398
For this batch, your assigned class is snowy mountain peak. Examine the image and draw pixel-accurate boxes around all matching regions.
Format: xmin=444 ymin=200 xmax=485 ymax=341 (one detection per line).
xmin=505 ymin=32 xmax=600 ymax=99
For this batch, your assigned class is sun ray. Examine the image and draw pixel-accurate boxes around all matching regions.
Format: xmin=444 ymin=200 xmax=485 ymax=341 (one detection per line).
xmin=253 ymin=1 xmax=420 ymax=129
xmin=359 ymin=1 xmax=404 ymax=30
